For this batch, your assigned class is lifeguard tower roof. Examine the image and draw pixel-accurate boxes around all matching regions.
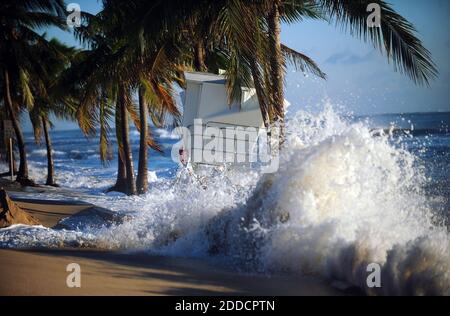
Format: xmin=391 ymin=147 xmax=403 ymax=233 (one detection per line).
xmin=184 ymin=72 xmax=227 ymax=85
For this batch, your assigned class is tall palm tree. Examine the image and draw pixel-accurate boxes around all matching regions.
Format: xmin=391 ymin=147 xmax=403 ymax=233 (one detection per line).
xmin=98 ymin=0 xmax=193 ymax=194
xmin=67 ymin=44 xmax=137 ymax=195
xmin=67 ymin=3 xmax=183 ymax=195
xmin=136 ymin=85 xmax=148 ymax=194
xmin=134 ymin=0 xmax=323 ymax=122
xmin=265 ymin=0 xmax=438 ymax=131
xmin=134 ymin=45 xmax=184 ymax=194
xmin=211 ymin=0 xmax=324 ymax=128
xmin=0 ymin=0 xmax=67 ymax=185
xmin=267 ymin=0 xmax=284 ymax=128
xmin=59 ymin=8 xmax=136 ymax=195
xmin=28 ymin=38 xmax=78 ymax=186
xmin=173 ymin=0 xmax=437 ymax=138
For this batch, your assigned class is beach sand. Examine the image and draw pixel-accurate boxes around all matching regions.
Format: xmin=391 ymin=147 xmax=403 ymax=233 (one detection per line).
xmin=0 ymin=248 xmax=343 ymax=296
xmin=0 ymin=181 xmax=344 ymax=296
xmin=12 ymin=198 xmax=97 ymax=227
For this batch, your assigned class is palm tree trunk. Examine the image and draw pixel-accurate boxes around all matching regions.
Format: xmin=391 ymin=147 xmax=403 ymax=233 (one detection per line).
xmin=2 ymin=68 xmax=33 ymax=185
xmin=107 ymin=101 xmax=127 ymax=193
xmin=267 ymin=0 xmax=285 ymax=142
xmin=194 ymin=40 xmax=207 ymax=72
xmin=109 ymin=151 xmax=127 ymax=193
xmin=117 ymin=151 xmax=127 ymax=186
xmin=119 ymin=85 xmax=136 ymax=196
xmin=42 ymin=116 xmax=57 ymax=186
xmin=250 ymin=59 xmax=270 ymax=129
xmin=136 ymin=86 xmax=148 ymax=194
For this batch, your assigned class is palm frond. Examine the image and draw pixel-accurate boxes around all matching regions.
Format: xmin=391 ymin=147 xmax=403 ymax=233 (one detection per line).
xmin=18 ymin=68 xmax=34 ymax=109
xmin=98 ymin=94 xmax=114 ymax=164
xmin=28 ymin=108 xmax=43 ymax=145
xmin=281 ymin=44 xmax=326 ymax=79
xmin=317 ymin=0 xmax=438 ymax=85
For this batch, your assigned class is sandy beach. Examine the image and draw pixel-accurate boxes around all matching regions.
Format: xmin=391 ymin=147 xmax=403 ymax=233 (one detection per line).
xmin=0 ymin=248 xmax=343 ymax=296
xmin=0 ymin=182 xmax=343 ymax=296
xmin=2 ymin=0 xmax=449 ymax=298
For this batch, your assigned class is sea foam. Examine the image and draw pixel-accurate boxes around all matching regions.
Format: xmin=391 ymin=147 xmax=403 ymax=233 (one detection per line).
xmin=1 ymin=105 xmax=449 ymax=295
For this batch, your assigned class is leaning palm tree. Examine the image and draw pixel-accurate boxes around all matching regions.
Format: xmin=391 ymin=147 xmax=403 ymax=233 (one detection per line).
xmin=0 ymin=0 xmax=67 ymax=185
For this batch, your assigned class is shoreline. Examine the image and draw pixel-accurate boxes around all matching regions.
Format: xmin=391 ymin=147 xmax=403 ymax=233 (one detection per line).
xmin=0 ymin=248 xmax=345 ymax=296
xmin=0 ymin=179 xmax=346 ymax=296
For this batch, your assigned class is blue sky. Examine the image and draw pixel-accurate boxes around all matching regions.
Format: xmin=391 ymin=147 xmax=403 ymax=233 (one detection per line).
xmin=282 ymin=0 xmax=450 ymax=116
xmin=29 ymin=0 xmax=450 ymax=131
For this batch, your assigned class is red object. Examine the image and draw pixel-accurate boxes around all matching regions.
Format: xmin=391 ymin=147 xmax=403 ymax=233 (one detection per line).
xmin=179 ymin=148 xmax=188 ymax=165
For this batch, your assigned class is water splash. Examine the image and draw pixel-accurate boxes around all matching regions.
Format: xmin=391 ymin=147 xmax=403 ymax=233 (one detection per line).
xmin=1 ymin=104 xmax=449 ymax=295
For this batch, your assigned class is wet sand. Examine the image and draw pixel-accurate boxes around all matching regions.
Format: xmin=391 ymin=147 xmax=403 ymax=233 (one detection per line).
xmin=0 ymin=180 xmax=344 ymax=296
xmin=12 ymin=198 xmax=96 ymax=227
xmin=0 ymin=249 xmax=343 ymax=296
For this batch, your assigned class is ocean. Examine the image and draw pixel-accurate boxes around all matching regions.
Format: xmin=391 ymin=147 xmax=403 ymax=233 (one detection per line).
xmin=0 ymin=105 xmax=449 ymax=295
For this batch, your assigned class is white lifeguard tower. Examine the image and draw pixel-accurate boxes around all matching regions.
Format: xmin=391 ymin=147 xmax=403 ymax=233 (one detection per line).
xmin=182 ymin=72 xmax=264 ymax=129
xmin=179 ymin=71 xmax=288 ymax=169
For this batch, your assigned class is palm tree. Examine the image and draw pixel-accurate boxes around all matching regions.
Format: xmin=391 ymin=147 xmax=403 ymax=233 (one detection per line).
xmin=173 ymin=0 xmax=437 ymax=138
xmin=98 ymin=0 xmax=195 ymax=194
xmin=117 ymin=84 xmax=136 ymax=195
xmin=67 ymin=3 xmax=183 ymax=195
xmin=265 ymin=0 xmax=438 ymax=131
xmin=132 ymin=0 xmax=323 ymax=123
xmin=136 ymin=86 xmax=148 ymax=194
xmin=0 ymin=0 xmax=67 ymax=185
xmin=68 ymin=45 xmax=137 ymax=195
xmin=134 ymin=45 xmax=184 ymax=194
xmin=213 ymin=1 xmax=324 ymax=129
xmin=267 ymin=0 xmax=284 ymax=128
xmin=28 ymin=38 xmax=78 ymax=186
xmin=58 ymin=7 xmax=136 ymax=195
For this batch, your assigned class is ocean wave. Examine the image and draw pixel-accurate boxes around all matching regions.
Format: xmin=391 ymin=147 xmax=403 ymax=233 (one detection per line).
xmin=154 ymin=128 xmax=181 ymax=140
xmin=372 ymin=127 xmax=450 ymax=137
xmin=30 ymin=149 xmax=65 ymax=157
xmin=1 ymin=104 xmax=449 ymax=295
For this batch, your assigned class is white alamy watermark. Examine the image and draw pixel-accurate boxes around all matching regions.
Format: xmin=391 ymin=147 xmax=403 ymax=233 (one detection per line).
xmin=66 ymin=263 xmax=81 ymax=288
xmin=66 ymin=3 xmax=81 ymax=27
xmin=171 ymin=119 xmax=280 ymax=173
xmin=366 ymin=263 xmax=381 ymax=288
xmin=367 ymin=3 xmax=381 ymax=28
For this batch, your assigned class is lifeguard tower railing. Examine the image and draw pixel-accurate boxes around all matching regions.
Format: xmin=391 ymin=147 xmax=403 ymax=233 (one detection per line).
xmin=184 ymin=121 xmax=271 ymax=167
